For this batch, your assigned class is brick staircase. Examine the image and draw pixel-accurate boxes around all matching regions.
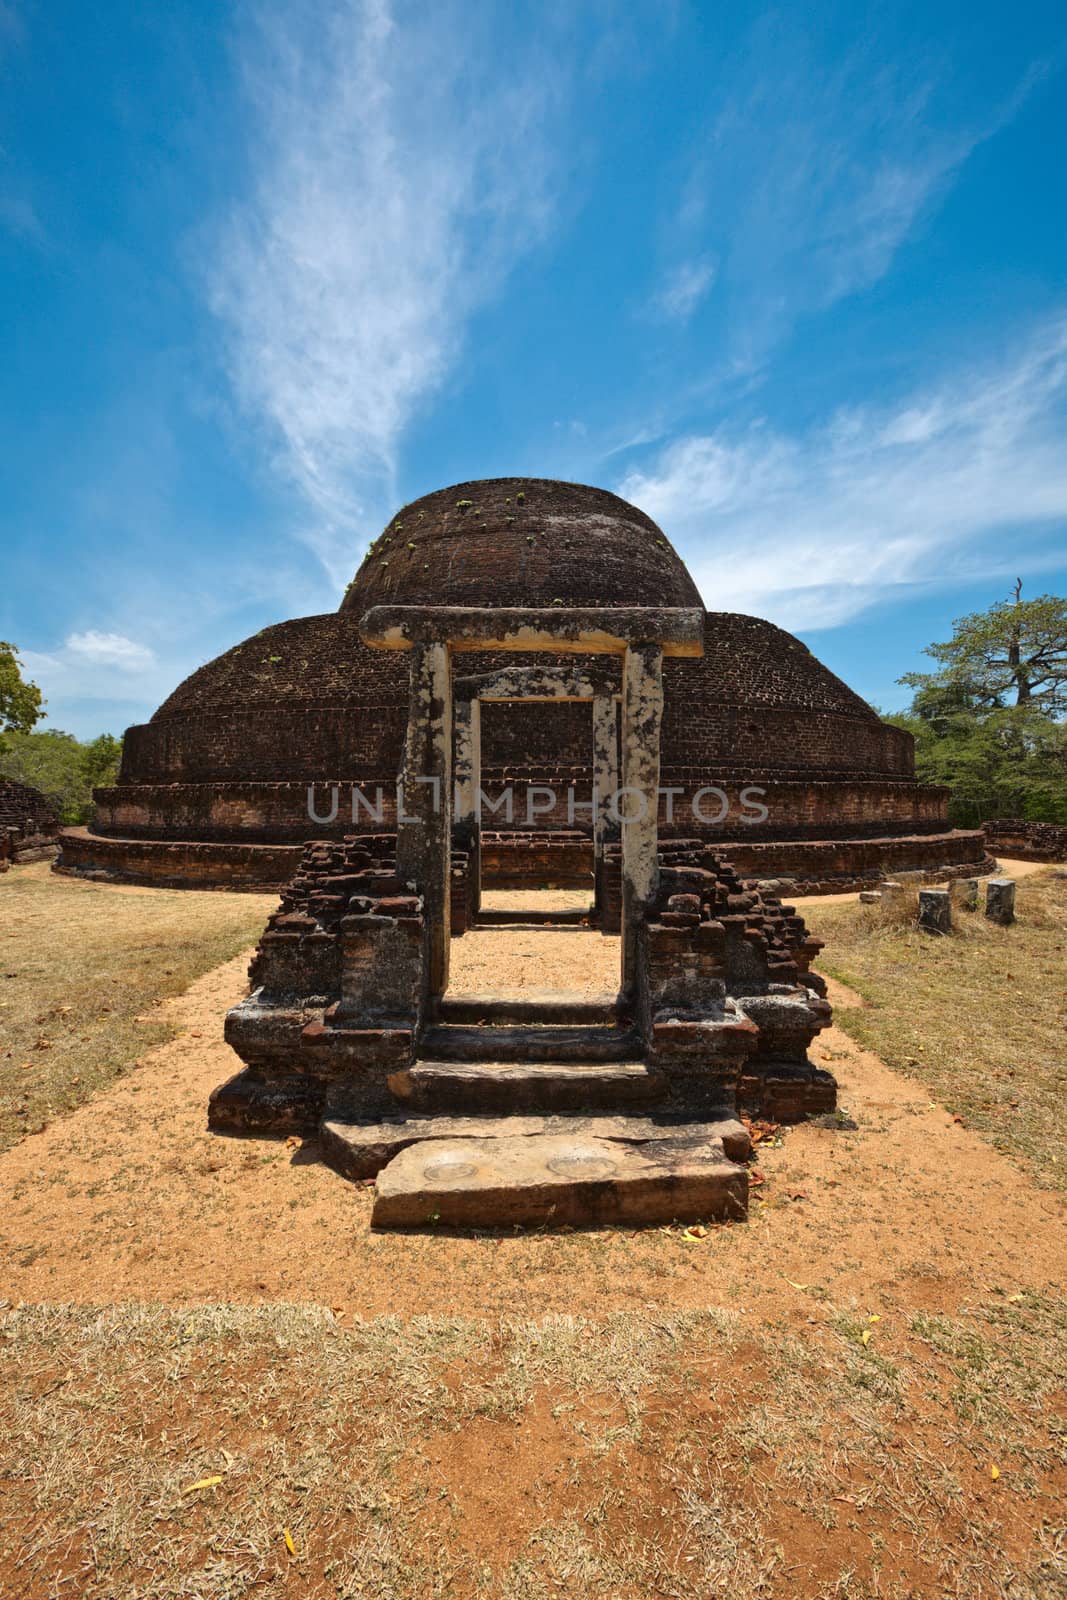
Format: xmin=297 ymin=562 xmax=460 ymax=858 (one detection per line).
xmin=323 ymin=990 xmax=752 ymax=1227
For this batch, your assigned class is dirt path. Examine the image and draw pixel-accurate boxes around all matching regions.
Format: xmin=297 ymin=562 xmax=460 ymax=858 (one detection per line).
xmin=0 ymin=924 xmax=1062 ymax=1324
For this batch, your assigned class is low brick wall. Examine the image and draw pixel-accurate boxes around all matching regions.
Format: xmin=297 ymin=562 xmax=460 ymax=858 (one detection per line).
xmin=718 ymin=829 xmax=992 ymax=892
xmin=982 ymin=819 xmax=1067 ymax=862
xmin=56 ymin=828 xmax=301 ymax=890
xmin=56 ymin=823 xmax=992 ymax=897
xmin=90 ymin=772 xmax=951 ymax=845
xmin=480 ymin=831 xmax=594 ymax=889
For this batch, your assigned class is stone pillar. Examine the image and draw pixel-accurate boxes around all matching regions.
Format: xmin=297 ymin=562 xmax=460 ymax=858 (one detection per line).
xmin=453 ymin=695 xmax=482 ymax=916
xmin=397 ymin=640 xmax=452 ymax=995
xmin=620 ymin=644 xmax=663 ymax=990
xmin=592 ymin=692 xmax=619 ymax=925
xmin=918 ymin=888 xmax=951 ymax=935
xmin=985 ymin=878 xmax=1016 ymax=926
xmin=951 ymin=877 xmax=979 ymax=911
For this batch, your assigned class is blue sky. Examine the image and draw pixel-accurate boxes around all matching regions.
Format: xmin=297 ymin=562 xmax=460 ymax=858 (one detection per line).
xmin=2 ymin=0 xmax=1066 ymax=739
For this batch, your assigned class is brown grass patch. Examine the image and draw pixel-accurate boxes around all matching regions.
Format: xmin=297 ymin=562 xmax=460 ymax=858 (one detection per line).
xmin=0 ymin=864 xmax=269 ymax=1152
xmin=806 ymin=869 xmax=1067 ymax=1189
xmin=0 ymin=1298 xmax=1063 ymax=1599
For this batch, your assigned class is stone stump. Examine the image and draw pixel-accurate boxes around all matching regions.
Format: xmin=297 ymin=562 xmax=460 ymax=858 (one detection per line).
xmin=918 ymin=888 xmax=951 ymax=935
xmin=858 ymin=890 xmax=882 ymax=904
xmin=985 ymin=878 xmax=1016 ymax=926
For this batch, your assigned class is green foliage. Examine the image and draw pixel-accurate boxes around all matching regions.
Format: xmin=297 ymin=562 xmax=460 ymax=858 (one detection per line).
xmin=0 ymin=640 xmax=44 ymax=741
xmin=886 ymin=705 xmax=1067 ymax=826
xmin=0 ymin=729 xmax=123 ymax=824
xmin=900 ymin=586 xmax=1067 ymax=712
xmin=892 ymin=586 xmax=1067 ymax=825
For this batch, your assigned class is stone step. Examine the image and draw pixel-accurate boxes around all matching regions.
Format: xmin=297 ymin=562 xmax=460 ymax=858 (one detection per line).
xmin=371 ymin=1133 xmax=749 ymax=1229
xmin=321 ymin=1111 xmax=750 ymax=1179
xmin=473 ymin=907 xmax=592 ymax=927
xmin=437 ymin=990 xmax=620 ymax=1027
xmin=418 ymin=1023 xmax=642 ymax=1064
xmin=389 ymin=1059 xmax=666 ymax=1114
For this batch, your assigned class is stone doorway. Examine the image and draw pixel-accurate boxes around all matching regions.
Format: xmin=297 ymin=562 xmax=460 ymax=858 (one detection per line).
xmin=210 ymin=602 xmax=838 ymax=1229
xmin=451 ymin=662 xmax=619 ymax=993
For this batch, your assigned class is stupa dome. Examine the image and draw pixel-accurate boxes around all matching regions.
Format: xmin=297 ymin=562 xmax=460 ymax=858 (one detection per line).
xmin=339 ymin=478 xmax=702 ymax=613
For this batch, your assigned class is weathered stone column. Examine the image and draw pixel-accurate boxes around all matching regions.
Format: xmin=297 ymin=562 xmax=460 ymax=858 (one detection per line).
xmin=453 ymin=694 xmax=482 ymax=915
xmin=620 ymin=644 xmax=663 ymax=990
xmin=985 ymin=877 xmax=1016 ymax=926
xmin=397 ymin=640 xmax=452 ymax=994
xmin=918 ymin=888 xmax=951 ymax=935
xmin=592 ymin=692 xmax=619 ymax=925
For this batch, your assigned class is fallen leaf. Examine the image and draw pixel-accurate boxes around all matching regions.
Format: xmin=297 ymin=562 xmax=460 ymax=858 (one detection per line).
xmin=284 ymin=1527 xmax=297 ymax=1556
xmin=868 ymin=1313 xmax=881 ymax=1323
xmin=681 ymin=1225 xmax=708 ymax=1241
xmin=861 ymin=1329 xmax=872 ymax=1347
xmin=183 ymin=1476 xmax=223 ymax=1494
xmin=784 ymin=1279 xmax=810 ymax=1291
xmin=989 ymin=1464 xmax=1000 ymax=1481
xmin=1006 ymin=1292 xmax=1024 ymax=1304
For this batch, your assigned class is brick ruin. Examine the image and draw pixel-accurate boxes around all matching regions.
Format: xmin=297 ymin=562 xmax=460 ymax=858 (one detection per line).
xmin=56 ymin=478 xmax=993 ymax=894
xmin=981 ymin=819 xmax=1067 ymax=863
xmin=0 ymin=779 xmax=60 ymax=871
xmin=210 ymin=603 xmax=837 ymax=1229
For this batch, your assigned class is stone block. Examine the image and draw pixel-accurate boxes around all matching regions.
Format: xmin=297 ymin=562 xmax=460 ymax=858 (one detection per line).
xmin=918 ymin=888 xmax=951 ymax=935
xmin=321 ymin=1112 xmax=752 ymax=1180
xmin=985 ymin=878 xmax=1016 ymax=925
xmin=371 ymin=1133 xmax=748 ymax=1228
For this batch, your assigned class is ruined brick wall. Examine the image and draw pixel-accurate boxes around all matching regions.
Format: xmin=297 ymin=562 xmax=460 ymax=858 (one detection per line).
xmin=0 ymin=779 xmax=60 ymax=862
xmin=56 ymin=828 xmax=302 ymax=889
xmin=982 ymin=819 xmax=1067 ymax=861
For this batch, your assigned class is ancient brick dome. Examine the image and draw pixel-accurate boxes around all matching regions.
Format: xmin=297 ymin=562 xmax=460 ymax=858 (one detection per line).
xmin=59 ymin=477 xmax=991 ymax=891
xmin=339 ymin=478 xmax=702 ymax=613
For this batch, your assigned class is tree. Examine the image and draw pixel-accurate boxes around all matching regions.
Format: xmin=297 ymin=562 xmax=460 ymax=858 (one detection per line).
xmin=891 ymin=584 xmax=1067 ymax=825
xmin=0 ymin=641 xmax=43 ymax=742
xmin=900 ymin=582 xmax=1067 ymax=713
xmin=0 ymin=729 xmax=123 ymax=824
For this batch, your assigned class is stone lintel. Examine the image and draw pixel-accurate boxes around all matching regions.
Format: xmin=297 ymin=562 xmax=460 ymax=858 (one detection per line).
xmin=359 ymin=606 xmax=706 ymax=657
xmin=453 ymin=662 xmax=618 ymax=702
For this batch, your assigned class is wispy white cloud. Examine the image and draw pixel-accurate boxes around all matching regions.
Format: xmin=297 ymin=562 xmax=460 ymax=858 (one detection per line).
xmin=209 ymin=0 xmax=568 ymax=588
xmin=65 ymin=631 xmax=155 ymax=670
xmin=660 ymin=23 xmax=1045 ymax=373
xmin=619 ymin=317 xmax=1067 ymax=630
xmin=20 ymin=631 xmax=173 ymax=734
xmin=652 ymin=255 xmax=716 ymax=321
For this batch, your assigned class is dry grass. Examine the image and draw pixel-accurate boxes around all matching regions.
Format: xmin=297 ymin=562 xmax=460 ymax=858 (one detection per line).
xmin=0 ymin=864 xmax=269 ymax=1153
xmin=806 ymin=870 xmax=1067 ymax=1190
xmin=0 ymin=1297 xmax=1062 ymax=1599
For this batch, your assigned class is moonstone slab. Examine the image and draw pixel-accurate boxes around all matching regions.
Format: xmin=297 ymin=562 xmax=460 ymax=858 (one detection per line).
xmin=372 ymin=1133 xmax=748 ymax=1229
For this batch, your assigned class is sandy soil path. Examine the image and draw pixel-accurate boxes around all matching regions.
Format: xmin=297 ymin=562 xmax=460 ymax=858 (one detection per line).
xmin=0 ymin=920 xmax=1062 ymax=1326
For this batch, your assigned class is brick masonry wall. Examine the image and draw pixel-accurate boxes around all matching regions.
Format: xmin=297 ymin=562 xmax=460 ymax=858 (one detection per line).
xmin=982 ymin=819 xmax=1067 ymax=861
xmin=0 ymin=779 xmax=60 ymax=862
